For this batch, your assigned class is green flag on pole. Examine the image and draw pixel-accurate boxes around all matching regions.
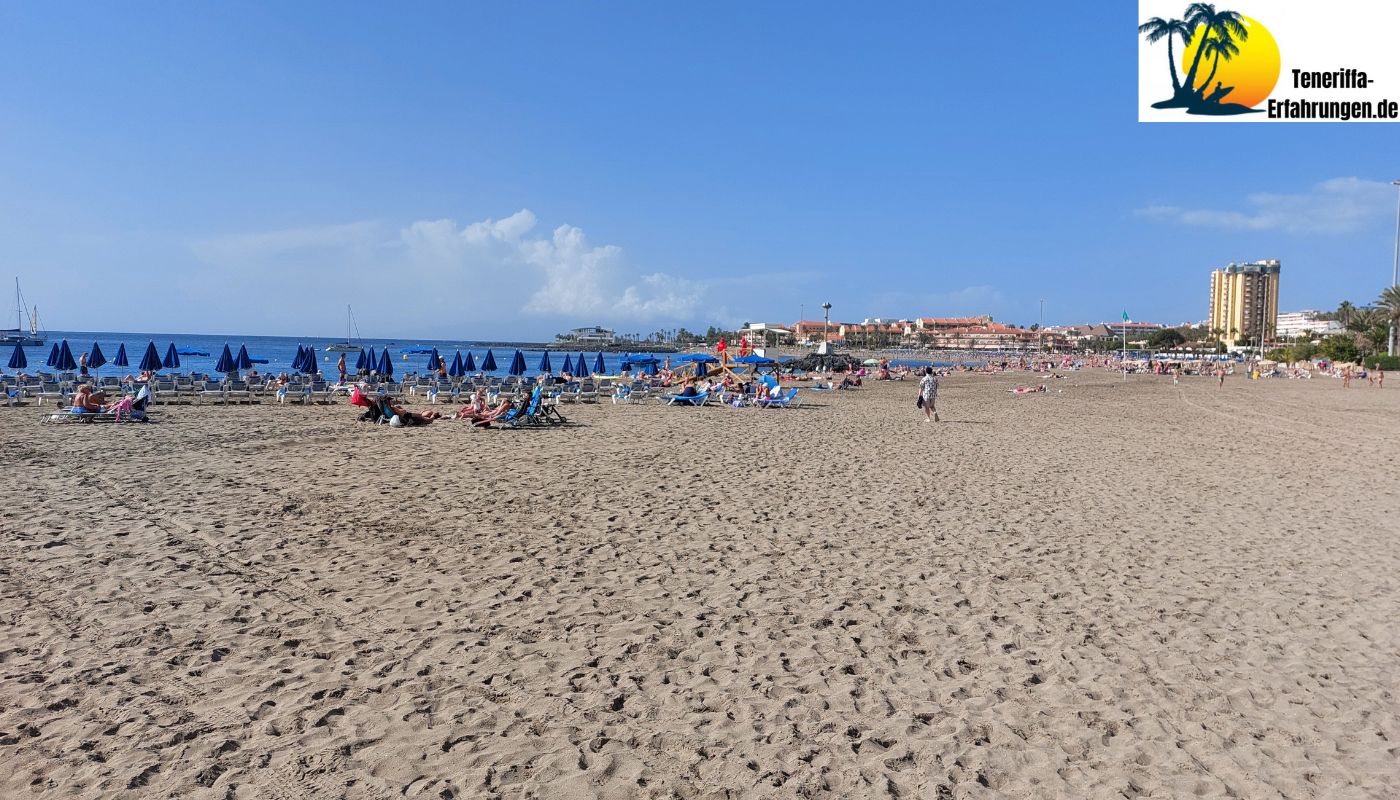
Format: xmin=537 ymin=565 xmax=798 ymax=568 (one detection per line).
xmin=1122 ymin=311 xmax=1130 ymax=322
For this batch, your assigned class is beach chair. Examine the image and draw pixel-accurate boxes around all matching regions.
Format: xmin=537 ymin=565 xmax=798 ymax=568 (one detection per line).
xmin=306 ymin=382 xmax=334 ymax=404
xmin=196 ymin=380 xmax=226 ymax=405
xmin=660 ymin=391 xmax=710 ymax=406
xmin=35 ymin=382 xmax=66 ymax=406
xmin=577 ymin=381 xmax=598 ymax=403
xmin=758 ymin=387 xmax=800 ymax=408
xmin=42 ymin=386 xmax=155 ymax=424
xmin=226 ymin=381 xmax=252 ymax=404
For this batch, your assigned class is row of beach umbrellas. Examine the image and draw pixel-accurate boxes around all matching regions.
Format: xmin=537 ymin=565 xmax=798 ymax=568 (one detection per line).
xmin=418 ymin=348 xmax=623 ymax=377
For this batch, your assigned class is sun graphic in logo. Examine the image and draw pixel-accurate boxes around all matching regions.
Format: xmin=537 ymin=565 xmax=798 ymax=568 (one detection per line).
xmin=1140 ymin=7 xmax=1280 ymax=115
xmin=1180 ymin=16 xmax=1279 ymax=108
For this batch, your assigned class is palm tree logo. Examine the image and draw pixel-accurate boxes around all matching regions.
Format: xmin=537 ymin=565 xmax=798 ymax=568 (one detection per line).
xmin=1140 ymin=4 xmax=1278 ymax=115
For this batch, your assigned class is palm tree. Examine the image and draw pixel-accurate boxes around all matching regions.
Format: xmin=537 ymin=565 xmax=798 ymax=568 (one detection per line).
xmin=1138 ymin=17 xmax=1194 ymax=94
xmin=1181 ymin=4 xmax=1248 ymax=100
xmin=1378 ymin=285 xmax=1400 ymax=354
xmin=1228 ymin=326 xmax=1239 ymax=344
xmin=1338 ymin=300 xmax=1355 ymax=328
xmin=1196 ymin=34 xmax=1241 ymax=99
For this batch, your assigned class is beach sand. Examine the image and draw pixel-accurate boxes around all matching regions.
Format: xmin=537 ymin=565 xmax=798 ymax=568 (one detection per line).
xmin=2 ymin=372 xmax=1397 ymax=799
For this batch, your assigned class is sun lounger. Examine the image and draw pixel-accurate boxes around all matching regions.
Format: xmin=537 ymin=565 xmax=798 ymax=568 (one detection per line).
xmin=758 ymin=387 xmax=800 ymax=408
xmin=197 ymin=380 xmax=227 ymax=405
xmin=42 ymin=386 xmax=155 ymax=424
xmin=660 ymin=391 xmax=710 ymax=406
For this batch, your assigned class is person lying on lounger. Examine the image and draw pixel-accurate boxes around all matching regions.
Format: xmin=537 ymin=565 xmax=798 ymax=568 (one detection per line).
xmin=467 ymin=397 xmax=516 ymax=427
xmin=71 ymin=385 xmax=108 ymax=413
xmin=454 ymin=389 xmax=490 ymax=420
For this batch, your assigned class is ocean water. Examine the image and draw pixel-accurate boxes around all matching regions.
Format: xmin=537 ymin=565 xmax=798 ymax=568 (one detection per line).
xmin=19 ymin=330 xmax=664 ymax=379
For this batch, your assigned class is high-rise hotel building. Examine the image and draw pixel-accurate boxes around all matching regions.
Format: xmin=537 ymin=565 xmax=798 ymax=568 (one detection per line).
xmin=1208 ymin=260 xmax=1281 ymax=345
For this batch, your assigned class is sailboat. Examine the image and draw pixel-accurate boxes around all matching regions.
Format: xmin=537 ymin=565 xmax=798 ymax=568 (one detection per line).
xmin=325 ymin=304 xmax=363 ymax=353
xmin=1 ymin=278 xmax=44 ymax=347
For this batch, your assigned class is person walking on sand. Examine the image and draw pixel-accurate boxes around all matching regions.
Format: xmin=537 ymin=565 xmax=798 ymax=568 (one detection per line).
xmin=337 ymin=353 xmax=347 ymax=384
xmin=1215 ymin=364 xmax=1226 ymax=388
xmin=919 ymin=366 xmax=939 ymax=423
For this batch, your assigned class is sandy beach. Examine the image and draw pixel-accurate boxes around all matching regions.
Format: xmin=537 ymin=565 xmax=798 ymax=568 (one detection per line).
xmin=2 ymin=371 xmax=1397 ymax=799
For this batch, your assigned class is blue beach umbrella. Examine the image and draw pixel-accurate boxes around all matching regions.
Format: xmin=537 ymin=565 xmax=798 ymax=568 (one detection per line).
xmin=462 ymin=351 xmax=476 ymax=373
xmin=88 ymin=342 xmax=106 ymax=370
xmin=481 ymin=349 xmax=498 ymax=372
xmin=112 ymin=343 xmax=129 ymax=368
xmin=508 ymin=349 xmax=527 ymax=376
xmin=7 ymin=343 xmax=26 ymax=370
xmin=293 ymin=345 xmax=307 ymax=371
xmin=354 ymin=348 xmax=368 ymax=371
xmin=55 ymin=340 xmax=77 ymax=372
xmin=235 ymin=344 xmax=252 ymax=371
xmin=538 ymin=351 xmax=552 ymax=373
xmin=214 ymin=345 xmax=235 ymax=374
xmin=576 ymin=353 xmax=588 ymax=374
xmin=303 ymin=346 xmax=319 ymax=375
xmin=163 ymin=343 xmax=180 ymax=369
xmin=139 ymin=342 xmax=162 ymax=372
xmin=448 ymin=351 xmax=464 ymax=377
xmin=560 ymin=354 xmax=574 ymax=375
xmin=426 ymin=348 xmax=442 ymax=372
xmin=593 ymin=352 xmax=606 ymax=375
xmin=378 ymin=347 xmax=394 ymax=379
xmin=46 ymin=342 xmax=59 ymax=367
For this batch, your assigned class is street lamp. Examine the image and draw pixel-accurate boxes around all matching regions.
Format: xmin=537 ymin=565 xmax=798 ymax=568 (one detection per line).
xmin=1390 ymin=179 xmax=1400 ymax=356
xmin=822 ymin=302 xmax=832 ymax=354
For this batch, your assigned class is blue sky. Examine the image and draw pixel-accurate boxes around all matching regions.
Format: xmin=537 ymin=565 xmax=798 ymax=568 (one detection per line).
xmin=2 ymin=2 xmax=1397 ymax=339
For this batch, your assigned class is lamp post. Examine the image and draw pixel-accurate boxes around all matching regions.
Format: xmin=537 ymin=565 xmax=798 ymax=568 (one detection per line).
xmin=822 ymin=302 xmax=832 ymax=356
xmin=1038 ymin=298 xmax=1045 ymax=354
xmin=1390 ymin=179 xmax=1400 ymax=356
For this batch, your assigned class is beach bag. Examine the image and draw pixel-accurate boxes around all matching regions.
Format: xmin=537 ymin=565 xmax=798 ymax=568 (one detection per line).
xmin=916 ymin=394 xmax=924 ymax=409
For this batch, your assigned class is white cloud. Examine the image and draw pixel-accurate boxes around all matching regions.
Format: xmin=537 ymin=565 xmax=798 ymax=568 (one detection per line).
xmin=1135 ymin=177 xmax=1396 ymax=234
xmin=190 ymin=209 xmax=704 ymax=337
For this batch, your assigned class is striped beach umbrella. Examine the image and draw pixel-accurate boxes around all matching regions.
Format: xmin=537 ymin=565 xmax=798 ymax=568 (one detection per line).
xmin=214 ymin=345 xmax=235 ymax=374
xmin=139 ymin=342 xmax=162 ymax=372
xmin=163 ymin=343 xmax=180 ymax=369
xmin=7 ymin=343 xmax=25 ymax=370
xmin=538 ymin=351 xmax=552 ymax=373
xmin=481 ymin=349 xmax=497 ymax=372
xmin=112 ymin=343 xmax=129 ymax=368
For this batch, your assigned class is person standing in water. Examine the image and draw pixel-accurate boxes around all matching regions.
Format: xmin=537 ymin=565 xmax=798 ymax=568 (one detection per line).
xmin=919 ymin=366 xmax=939 ymax=423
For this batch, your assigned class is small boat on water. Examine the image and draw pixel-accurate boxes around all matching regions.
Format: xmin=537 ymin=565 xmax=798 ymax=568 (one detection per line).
xmin=325 ymin=304 xmax=364 ymax=352
xmin=2 ymin=278 xmax=44 ymax=347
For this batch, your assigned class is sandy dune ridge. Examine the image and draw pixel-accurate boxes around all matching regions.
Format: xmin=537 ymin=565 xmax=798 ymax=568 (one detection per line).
xmin=1 ymin=372 xmax=1397 ymax=798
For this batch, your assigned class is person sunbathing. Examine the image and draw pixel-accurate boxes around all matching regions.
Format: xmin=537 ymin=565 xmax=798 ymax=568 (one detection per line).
xmin=455 ymin=389 xmax=489 ymax=420
xmin=71 ymin=385 xmax=108 ymax=412
xmin=467 ymin=397 xmax=515 ymax=427
xmin=376 ymin=397 xmax=440 ymax=425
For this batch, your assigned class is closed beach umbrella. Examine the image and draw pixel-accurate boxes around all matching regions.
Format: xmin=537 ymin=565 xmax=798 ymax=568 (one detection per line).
xmin=463 ymin=351 xmax=476 ymax=373
xmin=538 ymin=351 xmax=552 ymax=373
xmin=481 ymin=349 xmax=497 ymax=372
xmin=303 ymin=346 xmax=319 ymax=375
xmin=112 ymin=343 xmax=129 ymax=368
xmin=235 ymin=344 xmax=253 ymax=371
xmin=593 ymin=352 xmax=606 ymax=375
xmin=88 ymin=342 xmax=106 ymax=370
xmin=214 ymin=345 xmax=235 ymax=374
xmin=427 ymin=348 xmax=442 ymax=372
xmin=448 ymin=351 xmax=464 ymax=377
xmin=7 ymin=343 xmax=26 ymax=370
xmin=576 ymin=353 xmax=588 ymax=374
xmin=292 ymin=345 xmax=307 ymax=372
xmin=561 ymin=354 xmax=574 ymax=375
xmin=55 ymin=340 xmax=77 ymax=372
xmin=378 ymin=347 xmax=394 ymax=378
xmin=46 ymin=342 xmax=59 ymax=367
xmin=139 ymin=341 xmax=162 ymax=372
xmin=354 ymin=348 xmax=368 ymax=371
xmin=507 ymin=349 xmax=527 ymax=376
xmin=163 ymin=343 xmax=180 ymax=369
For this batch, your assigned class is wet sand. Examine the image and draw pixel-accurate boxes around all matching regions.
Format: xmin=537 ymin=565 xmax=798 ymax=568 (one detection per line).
xmin=2 ymin=371 xmax=1397 ymax=799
